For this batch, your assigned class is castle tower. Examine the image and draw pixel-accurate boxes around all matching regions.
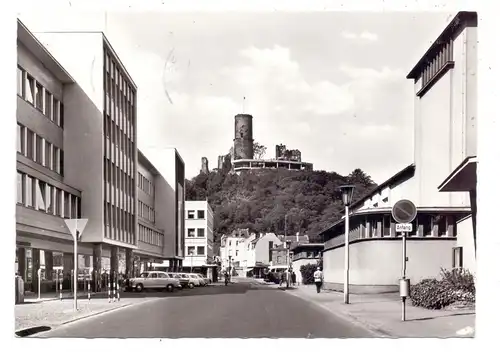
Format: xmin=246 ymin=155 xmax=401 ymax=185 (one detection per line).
xmin=233 ymin=114 xmax=254 ymax=160
xmin=200 ymin=157 xmax=209 ymax=174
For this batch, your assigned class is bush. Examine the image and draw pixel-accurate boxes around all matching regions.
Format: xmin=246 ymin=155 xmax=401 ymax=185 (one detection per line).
xmin=410 ymin=268 xmax=475 ymax=310
xmin=300 ymin=262 xmax=321 ymax=285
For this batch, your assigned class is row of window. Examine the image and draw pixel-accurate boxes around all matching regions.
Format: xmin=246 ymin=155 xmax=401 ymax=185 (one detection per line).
xmin=104 ymin=114 xmax=135 ymax=157
xmin=17 ymin=171 xmax=81 ymax=219
xmin=138 ymin=224 xmax=163 ymax=247
xmin=420 ymin=40 xmax=453 ymax=89
xmin=187 ymin=246 xmax=205 ymax=256
xmin=17 ymin=66 xmax=64 ymax=128
xmin=103 ymin=158 xmax=134 ymax=197
xmin=187 ymin=210 xmax=205 ymax=219
xmin=361 ymin=214 xmax=455 ymax=238
xmin=138 ymin=172 xmax=154 ymax=196
xmin=17 ymin=124 xmax=64 ymax=175
xmin=104 ymin=201 xmax=135 ymax=244
xmin=105 ymin=51 xmax=135 ymax=105
xmin=138 ymin=200 xmax=155 ymax=223
xmin=187 ymin=228 xmax=205 ymax=237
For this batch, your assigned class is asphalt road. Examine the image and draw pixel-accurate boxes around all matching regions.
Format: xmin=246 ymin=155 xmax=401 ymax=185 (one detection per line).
xmin=35 ymin=280 xmax=374 ymax=338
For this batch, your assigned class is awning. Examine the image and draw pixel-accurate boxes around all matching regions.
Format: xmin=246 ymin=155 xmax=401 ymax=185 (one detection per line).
xmin=438 ymin=156 xmax=477 ymax=192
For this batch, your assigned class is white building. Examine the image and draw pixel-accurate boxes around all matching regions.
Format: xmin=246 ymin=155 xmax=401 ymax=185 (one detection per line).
xmin=320 ymin=12 xmax=478 ymax=293
xmin=184 ymin=200 xmax=214 ymax=270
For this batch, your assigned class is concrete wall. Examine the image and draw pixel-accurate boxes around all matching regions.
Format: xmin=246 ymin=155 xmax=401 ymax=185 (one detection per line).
xmin=412 ymin=26 xmax=476 ymax=208
xmin=456 ymin=216 xmax=475 ymax=273
xmin=322 ymin=238 xmax=456 ymax=293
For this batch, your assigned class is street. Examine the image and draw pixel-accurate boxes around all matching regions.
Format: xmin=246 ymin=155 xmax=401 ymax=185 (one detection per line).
xmin=34 ymin=280 xmax=374 ymax=338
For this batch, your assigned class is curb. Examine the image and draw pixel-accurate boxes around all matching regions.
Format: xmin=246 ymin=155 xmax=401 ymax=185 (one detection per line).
xmin=27 ymin=298 xmax=161 ymax=337
xmin=283 ymin=289 xmax=394 ymax=338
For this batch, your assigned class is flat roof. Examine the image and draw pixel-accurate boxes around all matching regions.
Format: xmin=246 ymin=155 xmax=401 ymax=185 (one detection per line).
xmin=438 ymin=156 xmax=477 ymax=192
xmin=17 ymin=20 xmax=75 ymax=84
xmin=406 ymin=11 xmax=478 ymax=80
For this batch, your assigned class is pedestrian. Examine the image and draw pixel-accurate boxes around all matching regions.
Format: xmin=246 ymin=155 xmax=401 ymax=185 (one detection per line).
xmin=291 ymin=271 xmax=297 ymax=286
xmin=313 ymin=267 xmax=323 ymax=293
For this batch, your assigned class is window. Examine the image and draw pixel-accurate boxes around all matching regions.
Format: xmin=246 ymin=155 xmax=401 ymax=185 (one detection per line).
xmin=197 ymin=228 xmax=205 ymax=237
xmin=26 ymin=75 xmax=35 ymax=104
xmin=26 ymin=176 xmax=34 ymax=207
xmin=77 ymin=197 xmax=82 ymax=218
xmin=197 ymin=246 xmax=205 ymax=256
xmin=71 ymin=195 xmax=78 ymax=218
xmin=17 ymin=124 xmax=24 ymax=153
xmin=187 ymin=246 xmax=195 ymax=256
xmin=370 ymin=219 xmax=378 ymax=237
xmin=235 ymin=250 xmax=239 ymax=256
xmin=64 ymin=192 xmax=70 ymax=218
xmin=35 ymin=82 xmax=43 ymax=111
xmin=17 ymin=67 xmax=24 ymax=96
xmin=382 ymin=215 xmax=391 ymax=236
xmin=452 ymin=247 xmax=463 ymax=268
xmin=52 ymin=147 xmax=59 ymax=173
xmin=55 ymin=188 xmax=61 ymax=216
xmin=17 ymin=172 xmax=23 ymax=204
xmin=187 ymin=228 xmax=195 ymax=237
xmin=44 ymin=91 xmax=52 ymax=119
xmin=149 ymin=273 xmax=158 ymax=279
xmin=36 ymin=135 xmax=43 ymax=164
xmin=36 ymin=180 xmax=46 ymax=211
xmin=421 ymin=215 xmax=432 ymax=236
xmin=197 ymin=210 xmax=205 ymax=219
xmin=187 ymin=210 xmax=195 ymax=219
xmin=59 ymin=150 xmax=64 ymax=176
xmin=26 ymin=130 xmax=34 ymax=159
xmin=434 ymin=215 xmax=447 ymax=236
xmin=46 ymin=185 xmax=53 ymax=213
xmin=53 ymin=99 xmax=60 ymax=125
xmin=60 ymin=103 xmax=64 ymax=129
xmin=44 ymin=141 xmax=51 ymax=168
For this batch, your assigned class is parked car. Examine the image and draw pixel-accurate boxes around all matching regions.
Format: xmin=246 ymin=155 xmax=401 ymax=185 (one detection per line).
xmin=171 ymin=273 xmax=196 ymax=289
xmin=193 ymin=274 xmax=208 ymax=286
xmin=186 ymin=273 xmax=203 ymax=287
xmin=128 ymin=271 xmax=181 ymax=292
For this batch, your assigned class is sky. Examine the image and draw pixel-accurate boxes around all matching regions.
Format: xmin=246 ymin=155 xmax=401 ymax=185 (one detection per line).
xmin=18 ymin=10 xmax=454 ymax=182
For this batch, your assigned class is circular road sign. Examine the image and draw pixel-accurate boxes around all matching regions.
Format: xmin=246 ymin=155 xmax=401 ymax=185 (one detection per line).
xmin=391 ymin=199 xmax=417 ymax=224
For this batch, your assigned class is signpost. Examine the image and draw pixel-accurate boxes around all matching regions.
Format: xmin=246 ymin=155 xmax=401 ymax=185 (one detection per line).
xmin=64 ymin=218 xmax=89 ymax=312
xmin=391 ymin=199 xmax=417 ymax=322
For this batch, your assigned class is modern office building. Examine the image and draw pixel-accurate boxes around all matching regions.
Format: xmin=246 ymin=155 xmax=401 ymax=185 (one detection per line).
xmin=29 ymin=28 xmax=140 ymax=286
xmin=141 ymin=147 xmax=186 ymax=271
xmin=16 ymin=20 xmax=86 ymax=293
xmin=183 ymin=200 xmax=216 ymax=279
xmin=319 ymin=11 xmax=478 ymax=293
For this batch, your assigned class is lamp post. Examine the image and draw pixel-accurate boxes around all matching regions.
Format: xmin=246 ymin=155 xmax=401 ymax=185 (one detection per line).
xmin=339 ymin=185 xmax=355 ymax=305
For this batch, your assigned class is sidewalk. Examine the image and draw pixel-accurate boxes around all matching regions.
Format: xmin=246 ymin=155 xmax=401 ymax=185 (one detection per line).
xmin=284 ymin=285 xmax=475 ymax=338
xmin=15 ymin=296 xmax=156 ymax=334
xmin=23 ymin=290 xmax=106 ymax=303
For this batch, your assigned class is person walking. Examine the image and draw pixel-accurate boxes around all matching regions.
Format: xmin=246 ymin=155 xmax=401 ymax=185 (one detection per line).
xmin=291 ymin=271 xmax=297 ymax=287
xmin=313 ymin=267 xmax=323 ymax=293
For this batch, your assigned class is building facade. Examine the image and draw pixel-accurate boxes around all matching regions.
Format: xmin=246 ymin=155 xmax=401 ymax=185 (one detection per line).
xmin=291 ymin=243 xmax=324 ymax=285
xmin=29 ymin=28 xmax=140 ymax=287
xmin=141 ymin=147 xmax=186 ymax=271
xmin=184 ymin=200 xmax=215 ymax=276
xmin=407 ymin=11 xmax=478 ymax=273
xmin=319 ymin=12 xmax=478 ymax=293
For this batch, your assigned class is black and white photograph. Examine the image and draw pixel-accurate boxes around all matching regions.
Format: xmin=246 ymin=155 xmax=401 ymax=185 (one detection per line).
xmin=3 ymin=0 xmax=499 ymax=347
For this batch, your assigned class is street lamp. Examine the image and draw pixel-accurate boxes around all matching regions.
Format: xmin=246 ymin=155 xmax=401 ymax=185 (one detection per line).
xmin=339 ymin=185 xmax=355 ymax=304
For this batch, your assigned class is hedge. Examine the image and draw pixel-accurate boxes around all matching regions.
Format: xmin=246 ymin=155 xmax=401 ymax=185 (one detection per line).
xmin=299 ymin=260 xmax=323 ymax=285
xmin=410 ymin=268 xmax=475 ymax=310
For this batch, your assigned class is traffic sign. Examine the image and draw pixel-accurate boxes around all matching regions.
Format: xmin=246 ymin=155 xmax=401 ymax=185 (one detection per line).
xmin=396 ymin=223 xmax=413 ymax=233
xmin=392 ymin=199 xmax=417 ymax=224
xmin=64 ymin=218 xmax=88 ymax=240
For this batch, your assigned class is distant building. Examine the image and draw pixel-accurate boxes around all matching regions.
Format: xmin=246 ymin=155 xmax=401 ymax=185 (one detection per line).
xmin=275 ymin=144 xmax=302 ymax=162
xmin=291 ymin=243 xmax=324 ymax=284
xmin=183 ymin=200 xmax=217 ymax=281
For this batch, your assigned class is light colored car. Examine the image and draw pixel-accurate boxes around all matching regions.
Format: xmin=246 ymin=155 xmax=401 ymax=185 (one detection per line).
xmin=186 ymin=273 xmax=203 ymax=286
xmin=194 ymin=274 xmax=209 ymax=286
xmin=171 ymin=273 xmax=196 ymax=289
xmin=129 ymin=271 xmax=181 ymax=292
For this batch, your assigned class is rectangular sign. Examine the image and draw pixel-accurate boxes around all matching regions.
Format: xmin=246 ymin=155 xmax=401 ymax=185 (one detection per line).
xmin=396 ymin=223 xmax=413 ymax=232
xmin=396 ymin=223 xmax=413 ymax=233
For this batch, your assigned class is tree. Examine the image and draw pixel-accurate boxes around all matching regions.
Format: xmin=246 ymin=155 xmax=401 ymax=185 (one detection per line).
xmin=253 ymin=141 xmax=267 ymax=160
